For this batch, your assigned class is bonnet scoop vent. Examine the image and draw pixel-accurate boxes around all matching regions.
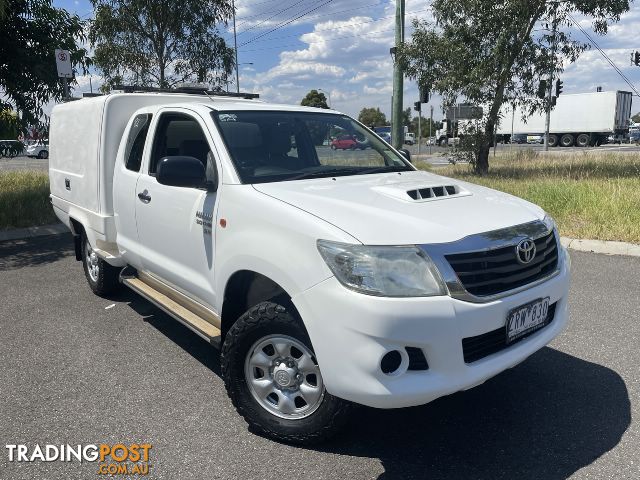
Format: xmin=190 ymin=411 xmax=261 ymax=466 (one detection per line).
xmin=407 ymin=185 xmax=464 ymax=201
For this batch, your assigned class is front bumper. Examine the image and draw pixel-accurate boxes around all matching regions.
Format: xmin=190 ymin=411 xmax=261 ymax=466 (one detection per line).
xmin=292 ymin=248 xmax=570 ymax=409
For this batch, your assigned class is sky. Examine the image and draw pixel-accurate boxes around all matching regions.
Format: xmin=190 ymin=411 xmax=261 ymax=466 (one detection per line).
xmin=54 ymin=0 xmax=640 ymax=120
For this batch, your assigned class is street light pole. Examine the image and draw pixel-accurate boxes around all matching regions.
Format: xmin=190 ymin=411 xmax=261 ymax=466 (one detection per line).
xmin=232 ymin=0 xmax=240 ymax=93
xmin=544 ymin=19 xmax=558 ymax=151
xmin=318 ymin=88 xmax=332 ymax=108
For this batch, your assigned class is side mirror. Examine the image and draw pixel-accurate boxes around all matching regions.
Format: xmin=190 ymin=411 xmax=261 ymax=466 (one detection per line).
xmin=156 ymin=156 xmax=206 ymax=188
xmin=399 ymin=148 xmax=412 ymax=163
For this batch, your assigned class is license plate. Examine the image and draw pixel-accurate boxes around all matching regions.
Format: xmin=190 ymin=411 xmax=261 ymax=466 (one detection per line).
xmin=506 ymin=297 xmax=550 ymax=344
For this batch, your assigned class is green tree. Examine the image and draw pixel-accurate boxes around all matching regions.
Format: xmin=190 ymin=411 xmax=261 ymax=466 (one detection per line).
xmin=0 ymin=110 xmax=21 ymax=139
xmin=0 ymin=0 xmax=88 ymax=127
xmin=90 ymin=0 xmax=234 ymax=89
xmin=358 ymin=107 xmax=387 ymax=127
xmin=400 ymin=0 xmax=630 ymax=174
xmin=410 ymin=116 xmax=442 ymax=137
xmin=632 ymin=112 xmax=640 ymax=123
xmin=300 ymin=90 xmax=329 ymax=109
xmin=402 ymin=107 xmax=412 ymax=127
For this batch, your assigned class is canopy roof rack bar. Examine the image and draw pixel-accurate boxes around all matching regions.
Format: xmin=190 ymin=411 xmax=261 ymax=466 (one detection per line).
xmin=112 ymin=84 xmax=259 ymax=99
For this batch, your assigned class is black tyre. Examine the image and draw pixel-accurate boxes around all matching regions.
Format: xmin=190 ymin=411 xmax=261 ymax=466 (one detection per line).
xmin=560 ymin=134 xmax=574 ymax=147
xmin=548 ymin=134 xmax=559 ymax=148
xmin=81 ymin=234 xmax=120 ymax=296
xmin=37 ymin=150 xmax=48 ymax=159
xmin=576 ymin=133 xmax=590 ymax=147
xmin=222 ymin=301 xmax=351 ymax=444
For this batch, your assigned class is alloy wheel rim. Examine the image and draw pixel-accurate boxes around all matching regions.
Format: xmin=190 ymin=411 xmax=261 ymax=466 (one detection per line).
xmin=86 ymin=243 xmax=100 ymax=282
xmin=244 ymin=334 xmax=325 ymax=419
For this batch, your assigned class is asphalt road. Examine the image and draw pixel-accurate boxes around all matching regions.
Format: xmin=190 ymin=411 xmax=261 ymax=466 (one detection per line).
xmin=0 ymin=234 xmax=638 ymax=479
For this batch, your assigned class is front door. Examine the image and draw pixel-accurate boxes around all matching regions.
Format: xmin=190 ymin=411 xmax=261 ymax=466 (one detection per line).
xmin=135 ymin=109 xmax=219 ymax=309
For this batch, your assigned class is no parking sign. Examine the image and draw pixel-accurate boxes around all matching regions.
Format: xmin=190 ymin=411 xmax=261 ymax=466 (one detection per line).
xmin=55 ymin=49 xmax=73 ymax=78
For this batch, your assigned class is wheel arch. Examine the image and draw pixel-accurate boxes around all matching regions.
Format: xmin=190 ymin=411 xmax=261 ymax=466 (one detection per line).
xmin=69 ymin=217 xmax=85 ymax=261
xmin=221 ymin=270 xmax=301 ymax=341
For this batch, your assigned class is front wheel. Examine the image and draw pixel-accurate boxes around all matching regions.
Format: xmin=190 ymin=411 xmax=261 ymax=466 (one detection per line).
xmin=222 ymin=301 xmax=351 ymax=444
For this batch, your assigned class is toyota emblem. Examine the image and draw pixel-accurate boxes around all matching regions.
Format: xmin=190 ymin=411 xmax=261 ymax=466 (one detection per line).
xmin=516 ymin=238 xmax=536 ymax=264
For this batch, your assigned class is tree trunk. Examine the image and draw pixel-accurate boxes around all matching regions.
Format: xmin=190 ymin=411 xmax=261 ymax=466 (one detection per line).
xmin=475 ymin=117 xmax=495 ymax=175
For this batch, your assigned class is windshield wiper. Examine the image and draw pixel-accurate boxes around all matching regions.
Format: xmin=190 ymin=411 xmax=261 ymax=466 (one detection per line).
xmin=355 ymin=165 xmax=412 ymax=175
xmin=286 ymin=168 xmax=366 ymax=181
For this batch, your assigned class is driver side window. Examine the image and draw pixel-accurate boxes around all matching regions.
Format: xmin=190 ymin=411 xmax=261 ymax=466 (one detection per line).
xmin=149 ymin=113 xmax=215 ymax=180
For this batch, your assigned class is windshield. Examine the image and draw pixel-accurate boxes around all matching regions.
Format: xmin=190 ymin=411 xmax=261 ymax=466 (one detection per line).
xmin=212 ymin=111 xmax=413 ymax=184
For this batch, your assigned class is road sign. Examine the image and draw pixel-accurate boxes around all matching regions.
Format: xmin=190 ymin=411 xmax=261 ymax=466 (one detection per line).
xmin=55 ymin=49 xmax=73 ymax=78
xmin=445 ymin=104 xmax=483 ymax=120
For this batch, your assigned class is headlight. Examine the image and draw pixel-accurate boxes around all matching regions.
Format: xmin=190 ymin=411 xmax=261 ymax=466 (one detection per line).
xmin=543 ymin=214 xmax=556 ymax=232
xmin=317 ymin=240 xmax=446 ymax=297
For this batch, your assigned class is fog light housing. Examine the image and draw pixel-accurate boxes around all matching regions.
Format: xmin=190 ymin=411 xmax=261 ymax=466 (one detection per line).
xmin=380 ymin=350 xmax=403 ymax=374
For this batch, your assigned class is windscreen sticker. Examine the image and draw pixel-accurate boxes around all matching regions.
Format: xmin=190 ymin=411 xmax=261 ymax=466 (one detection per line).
xmin=218 ymin=114 xmax=238 ymax=122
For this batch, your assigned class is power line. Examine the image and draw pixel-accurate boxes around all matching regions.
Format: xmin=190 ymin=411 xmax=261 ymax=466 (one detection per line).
xmin=567 ymin=13 xmax=640 ymax=97
xmin=225 ymin=1 xmax=384 ymax=43
xmin=236 ymin=0 xmax=308 ymax=34
xmin=236 ymin=1 xmax=386 ymax=29
xmin=239 ymin=0 xmax=335 ymax=47
xmin=241 ymin=28 xmax=396 ymax=53
xmin=236 ymin=8 xmax=429 ymax=45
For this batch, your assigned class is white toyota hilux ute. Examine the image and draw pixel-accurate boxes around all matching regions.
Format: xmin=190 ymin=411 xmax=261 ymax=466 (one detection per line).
xmin=49 ymin=90 xmax=570 ymax=444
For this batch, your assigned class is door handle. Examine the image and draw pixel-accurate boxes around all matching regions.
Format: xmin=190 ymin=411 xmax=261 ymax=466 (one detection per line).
xmin=137 ymin=190 xmax=151 ymax=203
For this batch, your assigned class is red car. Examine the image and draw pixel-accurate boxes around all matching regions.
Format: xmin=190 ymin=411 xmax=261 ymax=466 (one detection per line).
xmin=330 ymin=135 xmax=359 ymax=150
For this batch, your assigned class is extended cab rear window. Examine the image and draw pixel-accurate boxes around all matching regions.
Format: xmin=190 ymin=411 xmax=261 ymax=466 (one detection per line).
xmin=124 ymin=114 xmax=152 ymax=172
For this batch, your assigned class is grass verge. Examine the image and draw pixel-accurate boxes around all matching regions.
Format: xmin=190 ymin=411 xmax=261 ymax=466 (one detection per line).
xmin=424 ymin=151 xmax=640 ymax=244
xmin=0 ymin=171 xmax=57 ymax=230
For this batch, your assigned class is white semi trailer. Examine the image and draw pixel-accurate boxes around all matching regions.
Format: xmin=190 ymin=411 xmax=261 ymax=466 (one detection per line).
xmin=497 ymin=90 xmax=633 ymax=147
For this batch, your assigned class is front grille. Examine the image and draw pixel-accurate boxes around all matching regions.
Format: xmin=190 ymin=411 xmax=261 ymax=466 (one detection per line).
xmin=445 ymin=231 xmax=558 ymax=297
xmin=462 ymin=302 xmax=557 ymax=363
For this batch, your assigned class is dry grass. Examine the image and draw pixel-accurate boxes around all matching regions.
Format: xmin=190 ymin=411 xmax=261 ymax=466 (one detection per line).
xmin=0 ymin=171 xmax=56 ymax=230
xmin=424 ymin=150 xmax=640 ymax=243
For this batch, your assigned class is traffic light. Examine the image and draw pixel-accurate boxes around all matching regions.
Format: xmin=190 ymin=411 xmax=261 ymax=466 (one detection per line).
xmin=551 ymin=96 xmax=557 ymax=107
xmin=414 ymin=101 xmax=421 ymax=112
xmin=635 ymin=51 xmax=640 ymax=66
xmin=419 ymin=86 xmax=430 ymax=103
xmin=555 ymin=79 xmax=563 ymax=97
xmin=537 ymin=80 xmax=547 ymax=99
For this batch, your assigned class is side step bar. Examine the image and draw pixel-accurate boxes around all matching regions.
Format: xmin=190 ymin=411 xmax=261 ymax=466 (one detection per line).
xmin=120 ymin=267 xmax=221 ymax=344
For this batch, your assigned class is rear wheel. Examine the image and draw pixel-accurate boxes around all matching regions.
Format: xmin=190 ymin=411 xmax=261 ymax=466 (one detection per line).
xmin=560 ymin=134 xmax=574 ymax=147
xmin=37 ymin=150 xmax=48 ymax=159
xmin=222 ymin=301 xmax=351 ymax=444
xmin=548 ymin=134 xmax=559 ymax=148
xmin=576 ymin=133 xmax=590 ymax=147
xmin=82 ymin=234 xmax=120 ymax=296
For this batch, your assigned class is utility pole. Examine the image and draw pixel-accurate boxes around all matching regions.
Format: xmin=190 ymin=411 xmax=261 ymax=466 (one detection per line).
xmin=418 ymin=112 xmax=422 ymax=155
xmin=391 ymin=0 xmax=405 ymax=149
xmin=429 ymin=105 xmax=433 ymax=155
xmin=544 ymin=20 xmax=558 ymax=151
xmin=511 ymin=103 xmax=515 ymax=151
xmin=232 ymin=0 xmax=240 ymax=93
